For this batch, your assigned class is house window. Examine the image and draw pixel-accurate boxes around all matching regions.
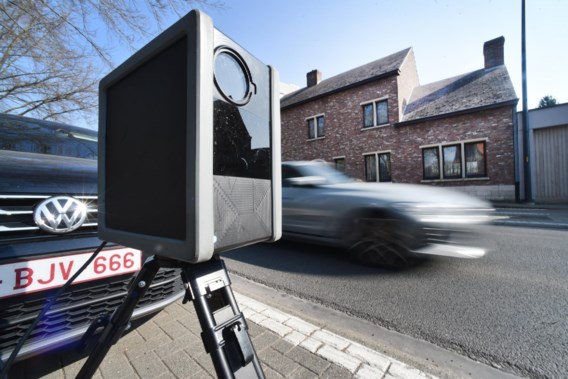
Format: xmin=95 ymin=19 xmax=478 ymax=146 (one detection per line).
xmin=422 ymin=140 xmax=487 ymax=180
xmin=422 ymin=147 xmax=440 ymax=180
xmin=307 ymin=115 xmax=325 ymax=139
xmin=378 ymin=153 xmax=391 ymax=182
xmin=364 ymin=155 xmax=377 ymax=181
xmin=363 ymin=104 xmax=374 ymax=128
xmin=364 ymin=152 xmax=391 ymax=182
xmin=334 ymin=157 xmax=346 ymax=173
xmin=362 ymin=99 xmax=388 ymax=128
xmin=376 ymin=100 xmax=388 ymax=125
xmin=442 ymin=144 xmax=462 ymax=179
xmin=464 ymin=141 xmax=486 ymax=177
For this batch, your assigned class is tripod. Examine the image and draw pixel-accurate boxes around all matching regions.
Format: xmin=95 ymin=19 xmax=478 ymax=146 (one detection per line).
xmin=76 ymin=255 xmax=265 ymax=379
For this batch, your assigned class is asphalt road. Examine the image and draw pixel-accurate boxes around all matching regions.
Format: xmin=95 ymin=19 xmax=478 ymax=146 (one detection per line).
xmin=220 ymin=225 xmax=568 ymax=379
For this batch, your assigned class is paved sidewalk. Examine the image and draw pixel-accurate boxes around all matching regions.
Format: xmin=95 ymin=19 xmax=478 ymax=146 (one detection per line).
xmin=492 ymin=203 xmax=568 ymax=229
xmin=237 ymin=293 xmax=438 ymax=379
xmin=10 ymin=293 xmax=440 ymax=379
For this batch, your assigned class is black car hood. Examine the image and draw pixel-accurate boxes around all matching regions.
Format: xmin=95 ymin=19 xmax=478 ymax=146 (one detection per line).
xmin=0 ymin=150 xmax=97 ymax=195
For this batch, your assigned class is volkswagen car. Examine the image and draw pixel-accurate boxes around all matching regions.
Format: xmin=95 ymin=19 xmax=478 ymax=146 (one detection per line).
xmin=0 ymin=113 xmax=184 ymax=364
xmin=282 ymin=160 xmax=494 ymax=266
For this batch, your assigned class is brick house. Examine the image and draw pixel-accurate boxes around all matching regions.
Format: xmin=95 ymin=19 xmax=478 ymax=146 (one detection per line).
xmin=280 ymin=37 xmax=518 ymax=201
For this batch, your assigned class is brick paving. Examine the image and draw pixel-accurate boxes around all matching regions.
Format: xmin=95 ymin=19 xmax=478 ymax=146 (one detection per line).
xmin=9 ymin=293 xmax=438 ymax=379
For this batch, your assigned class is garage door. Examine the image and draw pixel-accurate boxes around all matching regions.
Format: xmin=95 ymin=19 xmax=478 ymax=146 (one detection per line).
xmin=533 ymin=124 xmax=568 ymax=203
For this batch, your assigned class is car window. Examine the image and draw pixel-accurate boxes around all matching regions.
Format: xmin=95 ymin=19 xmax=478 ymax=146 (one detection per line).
xmin=0 ymin=115 xmax=98 ymax=160
xmin=297 ymin=163 xmax=353 ymax=185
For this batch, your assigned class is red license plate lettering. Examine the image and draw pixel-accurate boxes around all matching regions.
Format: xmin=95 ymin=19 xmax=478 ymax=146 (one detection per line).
xmin=0 ymin=248 xmax=142 ymax=299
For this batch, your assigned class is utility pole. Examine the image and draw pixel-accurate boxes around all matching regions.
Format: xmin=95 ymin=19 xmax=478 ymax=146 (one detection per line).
xmin=521 ymin=0 xmax=531 ymax=202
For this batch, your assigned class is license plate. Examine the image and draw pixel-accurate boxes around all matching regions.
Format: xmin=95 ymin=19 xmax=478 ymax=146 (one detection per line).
xmin=0 ymin=248 xmax=142 ymax=299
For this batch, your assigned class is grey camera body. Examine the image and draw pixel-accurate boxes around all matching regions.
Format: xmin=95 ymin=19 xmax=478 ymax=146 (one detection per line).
xmin=98 ymin=10 xmax=281 ymax=263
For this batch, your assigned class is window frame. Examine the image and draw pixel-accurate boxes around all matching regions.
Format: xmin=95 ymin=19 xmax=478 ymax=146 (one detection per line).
xmin=442 ymin=144 xmax=462 ymax=179
xmin=361 ymin=97 xmax=389 ymax=129
xmin=464 ymin=141 xmax=487 ymax=178
xmin=306 ymin=114 xmax=325 ymax=140
xmin=333 ymin=156 xmax=346 ymax=173
xmin=421 ymin=139 xmax=488 ymax=181
xmin=363 ymin=151 xmax=392 ymax=182
xmin=422 ymin=147 xmax=440 ymax=180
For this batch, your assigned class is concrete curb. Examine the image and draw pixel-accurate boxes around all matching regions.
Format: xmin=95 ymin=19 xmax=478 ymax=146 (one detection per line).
xmin=236 ymin=292 xmax=439 ymax=379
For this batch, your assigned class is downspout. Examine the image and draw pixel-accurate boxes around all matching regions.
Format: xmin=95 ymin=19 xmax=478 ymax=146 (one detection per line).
xmin=513 ymin=107 xmax=520 ymax=203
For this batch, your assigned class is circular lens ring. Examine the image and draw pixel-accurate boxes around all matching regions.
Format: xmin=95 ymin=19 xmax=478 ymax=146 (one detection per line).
xmin=213 ymin=47 xmax=253 ymax=106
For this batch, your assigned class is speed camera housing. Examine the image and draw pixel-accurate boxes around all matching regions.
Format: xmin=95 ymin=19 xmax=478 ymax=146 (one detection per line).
xmin=98 ymin=10 xmax=281 ymax=263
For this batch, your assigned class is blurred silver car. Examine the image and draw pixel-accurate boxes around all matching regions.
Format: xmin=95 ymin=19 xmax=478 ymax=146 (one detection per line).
xmin=282 ymin=161 xmax=494 ymax=266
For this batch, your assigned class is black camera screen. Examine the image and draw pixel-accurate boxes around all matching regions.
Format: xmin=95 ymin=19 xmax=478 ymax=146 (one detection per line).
xmin=105 ymin=37 xmax=188 ymax=240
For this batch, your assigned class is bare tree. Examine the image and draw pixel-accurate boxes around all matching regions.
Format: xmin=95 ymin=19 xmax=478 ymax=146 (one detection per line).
xmin=0 ymin=0 xmax=222 ymax=125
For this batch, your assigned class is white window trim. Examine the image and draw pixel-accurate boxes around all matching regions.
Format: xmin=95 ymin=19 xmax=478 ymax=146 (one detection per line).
xmin=361 ymin=97 xmax=389 ymax=129
xmin=420 ymin=139 xmax=489 ymax=181
xmin=306 ymin=113 xmax=325 ymax=140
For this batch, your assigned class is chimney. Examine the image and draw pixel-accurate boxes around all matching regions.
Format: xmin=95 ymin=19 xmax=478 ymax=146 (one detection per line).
xmin=483 ymin=36 xmax=505 ymax=69
xmin=307 ymin=69 xmax=322 ymax=87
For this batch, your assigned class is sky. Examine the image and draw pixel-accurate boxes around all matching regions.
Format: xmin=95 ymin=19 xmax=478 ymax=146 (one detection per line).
xmin=109 ymin=0 xmax=568 ymax=110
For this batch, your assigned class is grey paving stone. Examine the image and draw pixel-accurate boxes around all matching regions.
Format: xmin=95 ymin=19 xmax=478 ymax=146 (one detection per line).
xmin=128 ymin=350 xmax=169 ymax=378
xmin=136 ymin=320 xmax=167 ymax=341
xmin=162 ymin=349 xmax=212 ymax=378
xmin=247 ymin=319 xmax=264 ymax=337
xmin=286 ymin=346 xmax=331 ymax=375
xmin=170 ymin=306 xmax=201 ymax=327
xmin=163 ymin=302 xmax=189 ymax=319
xmin=148 ymin=308 xmax=172 ymax=324
xmin=159 ymin=319 xmax=192 ymax=340
xmin=188 ymin=335 xmax=207 ymax=354
xmin=263 ymin=365 xmax=285 ymax=379
xmin=287 ymin=366 xmax=318 ymax=379
xmin=124 ymin=333 xmax=170 ymax=360
xmin=155 ymin=372 xmax=177 ymax=379
xmin=154 ymin=334 xmax=203 ymax=359
xmin=259 ymin=347 xmax=303 ymax=377
xmin=99 ymin=352 xmax=137 ymax=379
xmin=252 ymin=330 xmax=279 ymax=352
xmin=118 ymin=330 xmax=146 ymax=349
xmin=272 ymin=338 xmax=295 ymax=354
xmin=191 ymin=350 xmax=216 ymax=376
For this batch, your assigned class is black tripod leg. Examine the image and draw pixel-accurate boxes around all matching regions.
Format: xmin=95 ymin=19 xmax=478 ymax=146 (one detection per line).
xmin=76 ymin=256 xmax=161 ymax=379
xmin=183 ymin=257 xmax=265 ymax=379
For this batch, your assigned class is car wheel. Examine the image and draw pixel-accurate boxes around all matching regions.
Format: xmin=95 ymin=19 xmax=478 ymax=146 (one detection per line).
xmin=348 ymin=217 xmax=415 ymax=267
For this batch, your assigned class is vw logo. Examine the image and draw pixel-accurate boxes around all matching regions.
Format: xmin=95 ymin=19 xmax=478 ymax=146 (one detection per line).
xmin=33 ymin=196 xmax=88 ymax=234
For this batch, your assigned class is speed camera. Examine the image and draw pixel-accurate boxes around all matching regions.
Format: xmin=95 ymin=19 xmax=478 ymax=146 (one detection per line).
xmin=98 ymin=10 xmax=281 ymax=263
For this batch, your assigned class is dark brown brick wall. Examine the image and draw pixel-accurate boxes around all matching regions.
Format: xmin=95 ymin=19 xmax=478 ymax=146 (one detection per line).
xmin=281 ymin=77 xmax=515 ymax=188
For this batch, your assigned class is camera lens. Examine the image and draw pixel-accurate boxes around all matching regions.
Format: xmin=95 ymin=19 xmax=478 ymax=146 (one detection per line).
xmin=214 ymin=49 xmax=251 ymax=104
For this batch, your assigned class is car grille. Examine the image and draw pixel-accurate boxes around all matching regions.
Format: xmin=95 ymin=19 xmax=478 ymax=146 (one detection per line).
xmin=0 ymin=268 xmax=184 ymax=357
xmin=0 ymin=194 xmax=186 ymax=361
xmin=420 ymin=225 xmax=480 ymax=247
xmin=0 ymin=195 xmax=98 ymax=241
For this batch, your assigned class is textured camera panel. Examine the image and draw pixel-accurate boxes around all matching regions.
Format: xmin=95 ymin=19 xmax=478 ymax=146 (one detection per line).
xmin=214 ymin=176 xmax=272 ymax=250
